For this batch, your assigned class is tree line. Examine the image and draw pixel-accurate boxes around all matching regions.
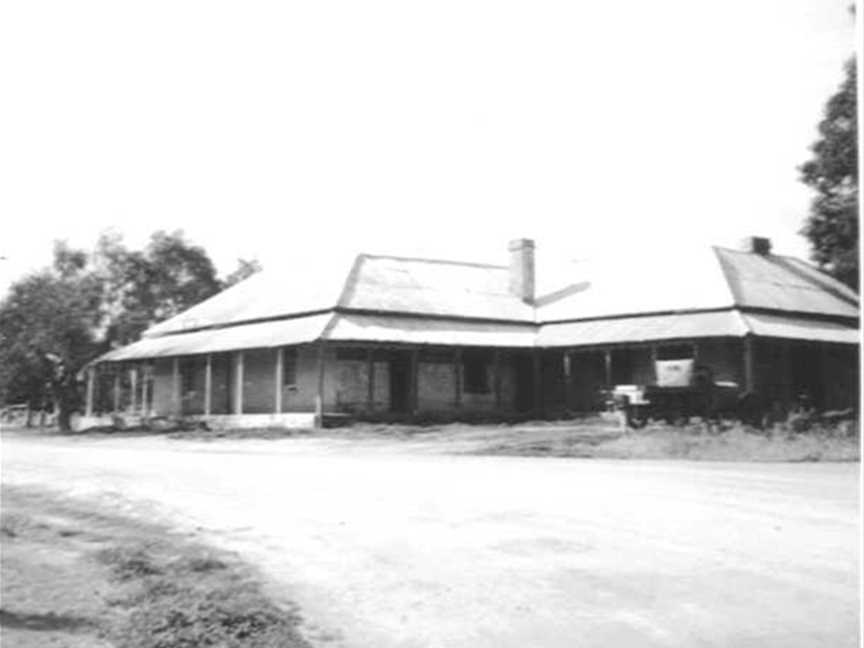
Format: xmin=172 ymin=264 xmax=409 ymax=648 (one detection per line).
xmin=0 ymin=230 xmax=260 ymax=430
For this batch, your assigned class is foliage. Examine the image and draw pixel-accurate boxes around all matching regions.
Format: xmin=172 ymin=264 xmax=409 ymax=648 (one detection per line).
xmin=96 ymin=230 xmax=223 ymax=345
xmin=0 ymin=259 xmax=103 ymax=429
xmin=0 ymin=230 xmax=226 ymax=428
xmin=223 ymin=258 xmax=263 ymax=288
xmin=799 ymin=58 xmax=858 ymax=289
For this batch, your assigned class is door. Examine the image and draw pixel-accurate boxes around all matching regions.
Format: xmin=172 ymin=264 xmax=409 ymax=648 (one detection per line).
xmin=388 ymin=351 xmax=412 ymax=413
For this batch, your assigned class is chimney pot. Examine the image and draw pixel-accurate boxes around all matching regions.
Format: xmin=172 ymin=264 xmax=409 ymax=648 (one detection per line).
xmin=508 ymin=238 xmax=535 ymax=303
xmin=741 ymin=236 xmax=772 ymax=255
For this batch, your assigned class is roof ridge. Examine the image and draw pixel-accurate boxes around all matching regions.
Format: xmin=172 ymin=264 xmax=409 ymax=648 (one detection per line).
xmin=360 ymin=253 xmax=507 ymax=270
xmin=712 ymin=246 xmax=745 ymax=307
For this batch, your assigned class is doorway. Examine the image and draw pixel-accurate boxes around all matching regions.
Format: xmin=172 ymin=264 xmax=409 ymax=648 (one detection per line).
xmin=388 ymin=351 xmax=412 ymax=413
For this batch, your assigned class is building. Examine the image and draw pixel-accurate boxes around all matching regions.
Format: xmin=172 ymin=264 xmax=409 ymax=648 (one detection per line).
xmin=82 ymin=237 xmax=860 ymax=429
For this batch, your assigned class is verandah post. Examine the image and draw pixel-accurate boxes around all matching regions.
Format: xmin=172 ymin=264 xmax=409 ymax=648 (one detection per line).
xmin=493 ymin=349 xmax=502 ymax=411
xmin=453 ymin=348 xmax=462 ymax=409
xmin=409 ymin=348 xmax=419 ymax=416
xmin=113 ymin=368 xmax=121 ymax=413
xmin=314 ymin=341 xmax=327 ymax=428
xmin=743 ymin=336 xmax=755 ymax=393
xmin=85 ymin=367 xmax=95 ymax=417
xmin=204 ymin=354 xmax=213 ymax=416
xmin=563 ymin=350 xmax=573 ymax=411
xmin=233 ymin=351 xmax=244 ymax=415
xmin=274 ymin=347 xmax=283 ymax=414
xmin=532 ymin=350 xmax=542 ymax=417
xmin=129 ymin=366 xmax=138 ymax=414
xmin=172 ymin=357 xmax=181 ymax=415
xmin=366 ymin=348 xmax=375 ymax=413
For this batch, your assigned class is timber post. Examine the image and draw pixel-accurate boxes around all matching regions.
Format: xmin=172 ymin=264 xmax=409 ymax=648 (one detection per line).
xmin=453 ymin=348 xmax=462 ymax=409
xmin=366 ymin=348 xmax=375 ymax=413
xmin=274 ymin=347 xmax=283 ymax=414
xmin=204 ymin=354 xmax=213 ymax=416
xmin=85 ymin=367 xmax=95 ymax=417
xmin=603 ymin=349 xmax=612 ymax=388
xmin=563 ymin=350 xmax=573 ymax=412
xmin=113 ymin=369 xmax=121 ymax=413
xmin=314 ymin=341 xmax=326 ymax=428
xmin=409 ymin=348 xmax=419 ymax=416
xmin=129 ymin=367 xmax=138 ymax=414
xmin=743 ymin=336 xmax=755 ymax=394
xmin=233 ymin=352 xmax=244 ymax=415
xmin=493 ymin=349 xmax=502 ymax=411
xmin=532 ymin=350 xmax=542 ymax=418
xmin=172 ymin=357 xmax=181 ymax=415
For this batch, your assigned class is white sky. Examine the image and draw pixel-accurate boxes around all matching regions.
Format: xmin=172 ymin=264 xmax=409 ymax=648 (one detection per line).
xmin=0 ymin=0 xmax=857 ymax=297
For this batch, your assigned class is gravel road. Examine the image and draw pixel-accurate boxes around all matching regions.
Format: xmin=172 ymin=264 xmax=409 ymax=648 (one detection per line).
xmin=1 ymin=432 xmax=859 ymax=647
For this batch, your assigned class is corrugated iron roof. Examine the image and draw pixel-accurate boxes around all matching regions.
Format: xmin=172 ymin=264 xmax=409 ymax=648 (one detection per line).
xmin=94 ymin=242 xmax=858 ymax=363
xmin=96 ymin=313 xmax=332 ymax=362
xmin=325 ymin=314 xmax=536 ymax=348
xmin=537 ymin=310 xmax=750 ymax=347
xmin=714 ymin=247 xmax=859 ymax=318
xmin=143 ymin=256 xmax=355 ymax=338
xmin=535 ymin=246 xmax=737 ymax=322
xmin=143 ymin=253 xmax=533 ymax=338
xmin=741 ymin=312 xmax=860 ymax=344
xmin=343 ymin=255 xmax=534 ymax=322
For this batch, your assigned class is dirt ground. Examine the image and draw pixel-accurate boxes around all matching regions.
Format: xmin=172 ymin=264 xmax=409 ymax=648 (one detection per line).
xmin=1 ymin=428 xmax=860 ymax=647
xmin=0 ymin=485 xmax=310 ymax=648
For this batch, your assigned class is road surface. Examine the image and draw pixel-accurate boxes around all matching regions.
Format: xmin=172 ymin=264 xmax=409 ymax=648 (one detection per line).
xmin=1 ymin=432 xmax=859 ymax=647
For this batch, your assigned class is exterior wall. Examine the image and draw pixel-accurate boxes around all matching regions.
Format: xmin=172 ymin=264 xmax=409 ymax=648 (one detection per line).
xmin=282 ymin=345 xmax=328 ymax=413
xmin=180 ymin=356 xmax=207 ymax=415
xmin=567 ymin=350 xmax=607 ymax=412
xmin=242 ymin=349 xmax=276 ymax=414
xmin=696 ymin=340 xmax=742 ymax=385
xmin=97 ymin=335 xmax=859 ymax=425
xmin=417 ymin=352 xmax=457 ymax=412
xmin=152 ymin=358 xmax=176 ymax=416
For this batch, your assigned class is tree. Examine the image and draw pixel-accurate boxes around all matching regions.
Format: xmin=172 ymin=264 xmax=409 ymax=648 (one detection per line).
xmin=0 ymin=229 xmax=225 ymax=429
xmin=0 ymin=254 xmax=103 ymax=430
xmin=223 ymin=257 xmax=262 ymax=288
xmin=96 ymin=230 xmax=223 ymax=345
xmin=799 ymin=58 xmax=858 ymax=289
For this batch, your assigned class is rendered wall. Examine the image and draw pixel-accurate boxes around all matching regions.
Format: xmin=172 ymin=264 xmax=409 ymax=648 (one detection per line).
xmin=243 ymin=349 xmax=276 ymax=414
xmin=210 ymin=353 xmax=232 ymax=414
xmin=180 ymin=356 xmax=207 ymax=415
xmin=151 ymin=358 xmax=175 ymax=416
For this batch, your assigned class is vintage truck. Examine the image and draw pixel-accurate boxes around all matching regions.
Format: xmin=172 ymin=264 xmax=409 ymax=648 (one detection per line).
xmin=609 ymin=358 xmax=741 ymax=428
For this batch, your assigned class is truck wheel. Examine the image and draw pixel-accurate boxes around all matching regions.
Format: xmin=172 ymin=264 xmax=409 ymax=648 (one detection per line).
xmin=627 ymin=409 xmax=648 ymax=429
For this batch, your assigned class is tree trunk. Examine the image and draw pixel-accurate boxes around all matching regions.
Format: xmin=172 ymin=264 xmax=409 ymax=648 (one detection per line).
xmin=51 ymin=378 xmax=77 ymax=433
xmin=56 ymin=403 xmax=72 ymax=432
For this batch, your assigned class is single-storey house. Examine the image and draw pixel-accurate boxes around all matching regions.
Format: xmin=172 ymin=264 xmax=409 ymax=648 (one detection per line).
xmin=83 ymin=237 xmax=859 ymax=428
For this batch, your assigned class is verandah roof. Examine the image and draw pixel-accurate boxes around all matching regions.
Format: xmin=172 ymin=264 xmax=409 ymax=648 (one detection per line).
xmin=95 ymin=313 xmax=333 ymax=362
xmin=92 ymin=307 xmax=858 ymax=365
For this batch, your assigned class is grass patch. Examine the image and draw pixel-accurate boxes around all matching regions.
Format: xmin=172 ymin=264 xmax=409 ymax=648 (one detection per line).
xmin=475 ymin=420 xmax=860 ymax=462
xmin=1 ymin=485 xmax=311 ymax=648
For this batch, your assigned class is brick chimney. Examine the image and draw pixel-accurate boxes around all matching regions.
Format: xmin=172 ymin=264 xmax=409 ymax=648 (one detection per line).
xmin=508 ymin=238 xmax=535 ymax=303
xmin=741 ymin=236 xmax=772 ymax=255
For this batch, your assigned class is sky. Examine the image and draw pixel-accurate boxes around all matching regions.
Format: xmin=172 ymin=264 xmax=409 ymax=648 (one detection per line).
xmin=0 ymin=0 xmax=858 ymax=297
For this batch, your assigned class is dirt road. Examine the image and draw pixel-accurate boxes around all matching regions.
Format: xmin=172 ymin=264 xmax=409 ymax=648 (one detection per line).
xmin=1 ymin=432 xmax=859 ymax=647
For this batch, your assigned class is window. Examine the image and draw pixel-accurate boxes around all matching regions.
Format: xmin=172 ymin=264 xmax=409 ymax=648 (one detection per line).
xmin=283 ymin=348 xmax=298 ymax=388
xmin=463 ymin=350 xmax=491 ymax=394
